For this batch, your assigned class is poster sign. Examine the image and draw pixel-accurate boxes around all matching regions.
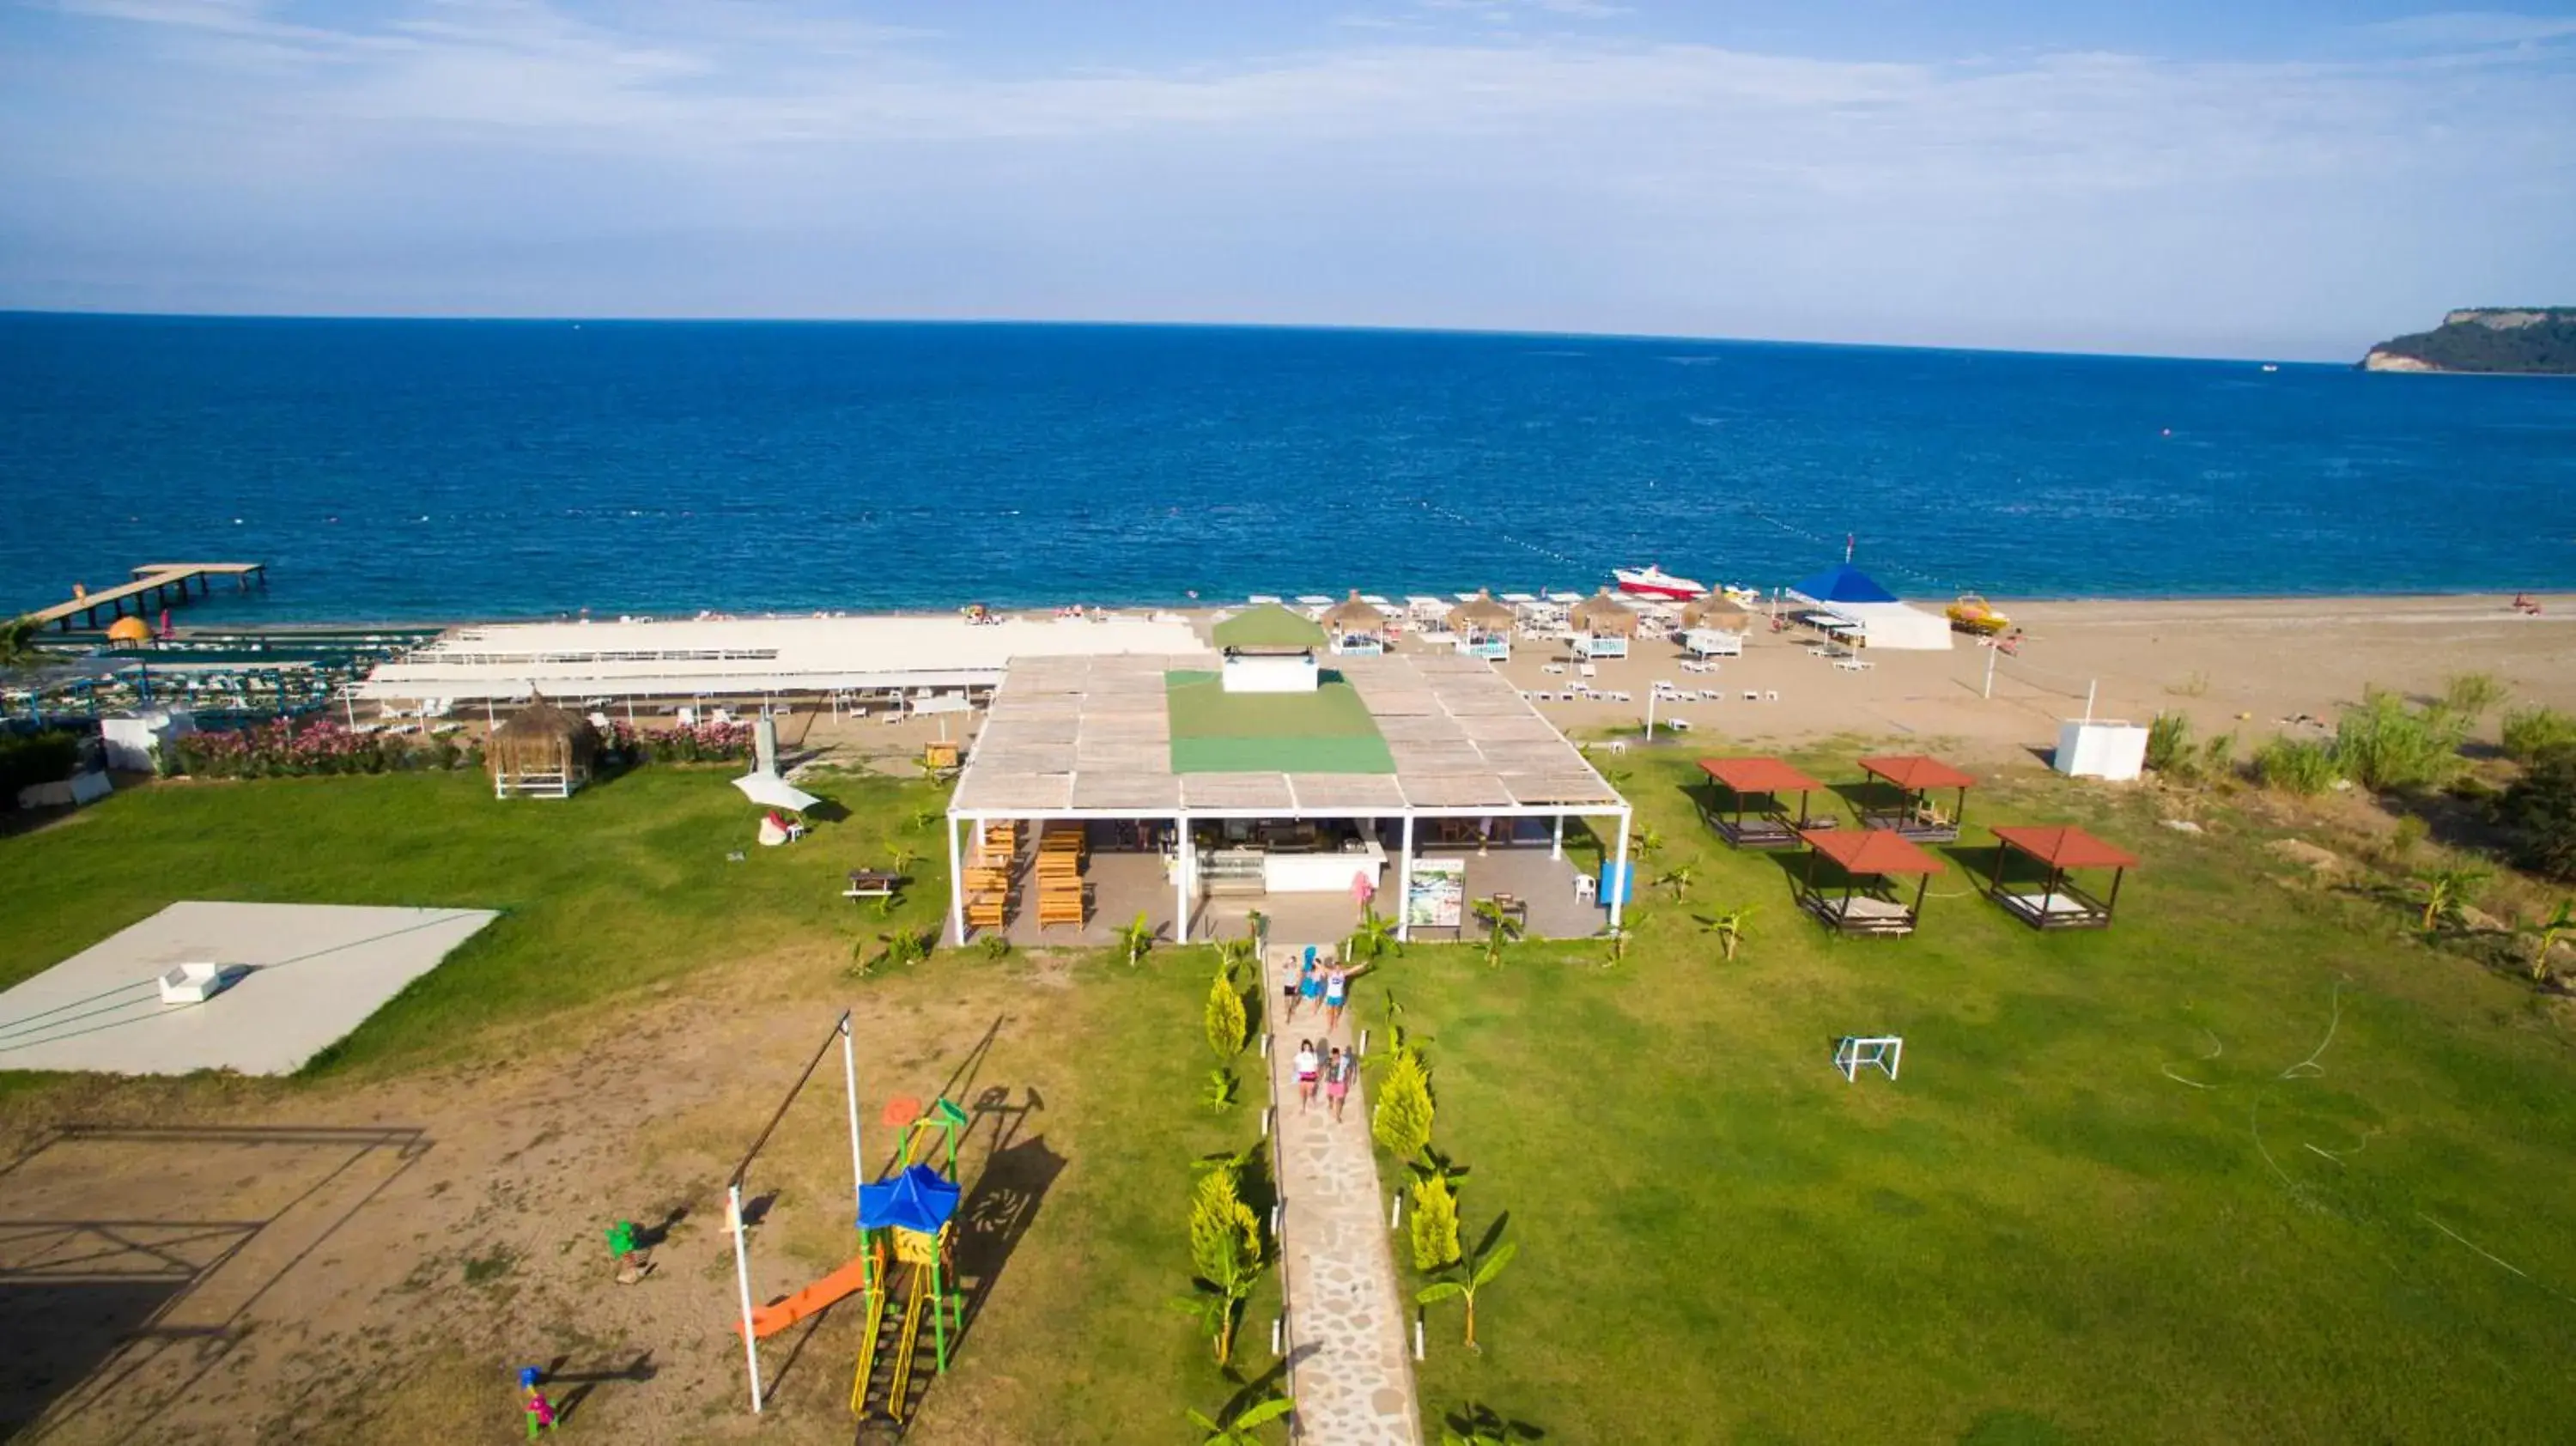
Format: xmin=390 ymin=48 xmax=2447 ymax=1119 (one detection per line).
xmin=1406 ymin=858 xmax=1465 ymax=929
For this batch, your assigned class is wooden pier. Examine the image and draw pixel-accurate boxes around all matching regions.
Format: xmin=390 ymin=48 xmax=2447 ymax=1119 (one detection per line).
xmin=27 ymin=562 xmax=269 ymax=632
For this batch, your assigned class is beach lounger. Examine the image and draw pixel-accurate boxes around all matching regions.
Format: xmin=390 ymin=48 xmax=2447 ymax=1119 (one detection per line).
xmin=1744 ymin=690 xmax=1760 ymax=702
xmin=1668 ymin=717 xmax=1693 ymax=732
xmin=1578 ymin=663 xmax=1598 ymax=679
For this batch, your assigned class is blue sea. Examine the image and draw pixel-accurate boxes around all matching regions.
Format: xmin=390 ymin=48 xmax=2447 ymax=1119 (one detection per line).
xmin=2 ymin=314 xmax=2571 ymax=625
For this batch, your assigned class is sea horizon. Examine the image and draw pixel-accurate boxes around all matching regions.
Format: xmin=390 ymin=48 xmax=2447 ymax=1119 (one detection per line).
xmin=4 ymin=314 xmax=2571 ymax=626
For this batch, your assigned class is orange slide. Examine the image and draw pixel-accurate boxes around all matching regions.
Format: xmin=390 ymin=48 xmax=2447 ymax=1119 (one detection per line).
xmin=737 ymin=1255 xmax=872 ymax=1340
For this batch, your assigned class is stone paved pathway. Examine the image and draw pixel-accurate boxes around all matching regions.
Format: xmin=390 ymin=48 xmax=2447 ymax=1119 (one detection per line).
xmin=1261 ymin=943 xmax=1424 ymax=1446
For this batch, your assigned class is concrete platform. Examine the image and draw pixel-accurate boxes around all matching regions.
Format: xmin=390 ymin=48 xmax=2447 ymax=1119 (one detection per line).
xmin=0 ymin=902 xmax=498 ymax=1076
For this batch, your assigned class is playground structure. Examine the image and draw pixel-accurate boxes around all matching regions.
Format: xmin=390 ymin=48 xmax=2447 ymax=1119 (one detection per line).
xmin=848 ymin=1099 xmax=968 ymax=1425
xmin=722 ymin=1011 xmax=971 ymax=1425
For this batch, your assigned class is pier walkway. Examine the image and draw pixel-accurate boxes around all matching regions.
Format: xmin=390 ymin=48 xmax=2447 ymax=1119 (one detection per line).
xmin=25 ymin=562 xmax=267 ymax=631
xmin=1261 ymin=942 xmax=1422 ymax=1446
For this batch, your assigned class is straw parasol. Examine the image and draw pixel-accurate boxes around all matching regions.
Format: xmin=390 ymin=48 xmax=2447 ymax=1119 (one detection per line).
xmin=1682 ymin=595 xmax=1753 ymax=631
xmin=1446 ymin=590 xmax=1516 ymax=634
xmin=488 ymin=692 xmax=603 ymax=797
xmin=1321 ymin=590 xmax=1387 ymax=636
xmin=1569 ymin=589 xmax=1640 ymax=636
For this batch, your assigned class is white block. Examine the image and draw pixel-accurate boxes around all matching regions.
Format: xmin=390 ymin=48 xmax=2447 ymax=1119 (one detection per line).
xmin=157 ymin=961 xmax=239 ymax=1006
xmin=2055 ymin=720 xmax=2149 ymax=782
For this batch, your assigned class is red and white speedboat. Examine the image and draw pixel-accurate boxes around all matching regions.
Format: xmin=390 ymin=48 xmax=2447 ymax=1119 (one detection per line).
xmin=1613 ymin=565 xmax=1709 ymax=601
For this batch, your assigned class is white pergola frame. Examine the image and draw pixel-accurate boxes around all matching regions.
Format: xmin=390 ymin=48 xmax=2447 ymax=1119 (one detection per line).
xmin=944 ymin=799 xmax=1631 ymax=948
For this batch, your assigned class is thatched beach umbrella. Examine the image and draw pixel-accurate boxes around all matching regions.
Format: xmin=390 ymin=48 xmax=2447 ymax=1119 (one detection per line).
xmin=488 ymin=692 xmax=603 ymax=799
xmin=1321 ymin=591 xmax=1387 ymax=636
xmin=1682 ymin=595 xmax=1753 ymax=631
xmin=1570 ymin=589 xmax=1641 ymax=636
xmin=1447 ymin=590 xmax=1517 ymax=634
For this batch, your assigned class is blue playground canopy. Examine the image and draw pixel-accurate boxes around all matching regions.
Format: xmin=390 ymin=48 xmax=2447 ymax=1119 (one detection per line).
xmin=858 ymin=1163 xmax=961 ymax=1235
xmin=1789 ymin=562 xmax=1899 ymax=605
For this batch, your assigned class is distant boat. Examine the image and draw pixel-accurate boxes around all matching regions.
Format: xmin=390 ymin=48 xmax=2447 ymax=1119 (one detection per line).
xmin=1613 ymin=565 xmax=1708 ymax=601
xmin=2261 ymin=363 xmax=2279 ymax=373
xmin=1945 ymin=592 xmax=2012 ymax=635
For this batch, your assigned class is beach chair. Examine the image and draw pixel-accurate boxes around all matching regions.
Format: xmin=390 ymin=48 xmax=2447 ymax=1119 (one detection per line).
xmin=1668 ymin=717 xmax=1693 ymax=732
xmin=1743 ymin=690 xmax=1760 ymax=702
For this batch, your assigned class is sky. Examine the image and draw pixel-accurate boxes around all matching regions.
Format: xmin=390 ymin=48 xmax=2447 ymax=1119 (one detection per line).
xmin=1 ymin=2 xmax=2573 ymax=359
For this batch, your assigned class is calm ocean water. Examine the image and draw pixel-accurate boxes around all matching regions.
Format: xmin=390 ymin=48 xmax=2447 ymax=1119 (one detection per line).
xmin=2 ymin=314 xmax=2571 ymax=624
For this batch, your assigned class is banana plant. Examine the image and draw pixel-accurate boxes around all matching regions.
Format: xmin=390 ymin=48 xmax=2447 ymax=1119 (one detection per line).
xmin=1349 ymin=907 xmax=1402 ymax=963
xmin=2413 ymin=865 xmax=2490 ymax=933
xmin=1656 ymin=865 xmax=1696 ymax=902
xmin=1705 ymin=904 xmax=1758 ymax=962
xmin=1418 ymin=1218 xmax=1516 ymax=1349
xmin=1470 ymin=900 xmax=1522 ymax=969
xmin=1187 ymin=1394 xmax=1293 ymax=1445
xmin=2524 ymin=900 xmax=2576 ymax=981
xmin=1116 ymin=911 xmax=1157 ymax=968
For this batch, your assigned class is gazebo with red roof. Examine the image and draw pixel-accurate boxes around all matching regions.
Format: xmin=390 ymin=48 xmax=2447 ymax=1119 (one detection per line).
xmin=1855 ymin=755 xmax=1975 ymax=842
xmin=1697 ymin=757 xmax=1827 ymax=850
xmin=1984 ymin=824 xmax=2139 ymax=930
xmin=1797 ymin=826 xmax=1943 ymax=936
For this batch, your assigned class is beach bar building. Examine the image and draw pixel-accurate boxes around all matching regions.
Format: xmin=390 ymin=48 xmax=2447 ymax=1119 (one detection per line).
xmin=1697 ymin=756 xmax=1826 ymax=849
xmin=1983 ymin=825 xmax=2137 ymax=930
xmin=1796 ymin=827 xmax=1942 ymax=936
xmin=945 ymin=648 xmax=1630 ymax=950
xmin=1785 ymin=563 xmax=1953 ymax=651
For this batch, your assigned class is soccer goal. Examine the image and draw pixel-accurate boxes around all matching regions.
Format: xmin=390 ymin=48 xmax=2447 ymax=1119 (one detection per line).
xmin=1833 ymin=1035 xmax=1902 ymax=1083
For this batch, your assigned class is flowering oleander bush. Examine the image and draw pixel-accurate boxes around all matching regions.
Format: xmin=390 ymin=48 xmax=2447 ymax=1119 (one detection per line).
xmin=172 ymin=719 xmax=480 ymax=779
xmin=605 ymin=720 xmax=754 ymax=764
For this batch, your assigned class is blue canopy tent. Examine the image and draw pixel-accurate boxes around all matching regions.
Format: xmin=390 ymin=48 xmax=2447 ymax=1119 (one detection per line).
xmin=1784 ymin=562 xmax=1953 ymax=651
xmin=1788 ymin=563 xmax=1899 ymax=605
xmin=859 ymin=1163 xmax=962 ymax=1234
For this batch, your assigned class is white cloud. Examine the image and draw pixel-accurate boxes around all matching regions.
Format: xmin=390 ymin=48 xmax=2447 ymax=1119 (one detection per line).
xmin=2355 ymin=10 xmax=2576 ymax=48
xmin=5 ymin=0 xmax=2572 ymax=351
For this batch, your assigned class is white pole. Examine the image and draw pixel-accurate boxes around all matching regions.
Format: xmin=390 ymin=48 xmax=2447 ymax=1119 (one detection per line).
xmin=729 ymin=1183 xmax=762 ymax=1413
xmin=1172 ymin=813 xmax=1189 ymax=945
xmin=1396 ymin=815 xmax=1416 ymax=944
xmin=1645 ymin=690 xmax=1656 ymax=740
xmin=1551 ymin=813 xmax=1564 ymax=861
xmin=1607 ymin=808 xmax=1631 ymax=931
xmin=342 ymin=689 xmax=355 ymax=727
xmin=1983 ymin=643 xmax=1997 ymax=700
xmin=841 ymin=1015 xmax=865 ymax=1199
xmin=2084 ymin=679 xmax=2098 ymax=724
xmin=945 ymin=812 xmax=967 ymax=946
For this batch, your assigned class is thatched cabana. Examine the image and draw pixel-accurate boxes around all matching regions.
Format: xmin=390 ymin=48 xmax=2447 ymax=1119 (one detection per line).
xmin=489 ymin=694 xmax=603 ymax=799
xmin=1681 ymin=596 xmax=1753 ymax=632
xmin=1445 ymin=590 xmax=1516 ymax=635
xmin=1569 ymin=589 xmax=1638 ymax=659
xmin=1570 ymin=590 xmax=1640 ymax=636
xmin=1321 ymin=591 xmax=1388 ymax=655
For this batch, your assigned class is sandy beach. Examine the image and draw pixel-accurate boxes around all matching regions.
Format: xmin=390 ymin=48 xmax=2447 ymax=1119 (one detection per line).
xmin=1471 ymin=592 xmax=2576 ymax=762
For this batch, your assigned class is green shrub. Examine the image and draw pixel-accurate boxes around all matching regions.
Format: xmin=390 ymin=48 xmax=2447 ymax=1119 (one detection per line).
xmin=1204 ymin=967 xmax=1248 ymax=1061
xmin=2146 ymin=712 xmax=2195 ymax=776
xmin=1373 ymin=1048 xmax=1435 ymax=1161
xmin=2501 ymin=750 xmax=2576 ymax=883
xmin=2500 ymin=706 xmax=2576 ymax=764
xmin=2442 ymin=671 xmax=2509 ymax=720
xmin=1408 ymin=1173 xmax=1462 ymax=1272
xmin=0 ymin=729 xmax=82 ymax=805
xmin=2255 ymin=736 xmax=2341 ymax=795
xmin=2334 ymin=689 xmax=2468 ymax=793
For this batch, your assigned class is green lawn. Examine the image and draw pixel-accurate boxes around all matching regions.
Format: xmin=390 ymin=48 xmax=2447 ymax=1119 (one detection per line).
xmin=0 ymin=768 xmax=1281 ymax=1444
xmin=1376 ymin=750 xmax=2576 ymax=1443
xmin=0 ymin=765 xmax=952 ymax=1080
xmin=9 ymin=755 xmax=2576 ymax=1443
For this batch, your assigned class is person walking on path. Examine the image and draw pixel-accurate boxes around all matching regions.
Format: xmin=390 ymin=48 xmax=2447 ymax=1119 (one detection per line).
xmin=1322 ymin=959 xmax=1370 ymax=1034
xmin=1294 ymin=1038 xmax=1322 ymax=1112
xmin=1326 ymin=1046 xmax=1357 ymax=1122
xmin=1291 ymin=950 xmax=1324 ymax=1023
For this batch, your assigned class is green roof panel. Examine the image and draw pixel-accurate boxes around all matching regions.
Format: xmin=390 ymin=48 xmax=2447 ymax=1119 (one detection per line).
xmin=1165 ymin=670 xmax=1395 ymax=775
xmin=1211 ymin=604 xmax=1327 ymax=651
